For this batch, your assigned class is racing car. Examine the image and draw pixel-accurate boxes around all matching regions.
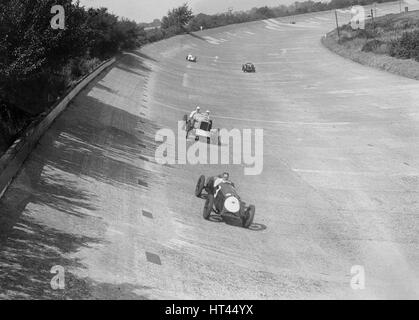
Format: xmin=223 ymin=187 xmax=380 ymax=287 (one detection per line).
xmin=195 ymin=175 xmax=256 ymax=228
xmin=242 ymin=62 xmax=256 ymax=73
xmin=183 ymin=114 xmax=221 ymax=145
xmin=186 ymin=54 xmax=197 ymax=63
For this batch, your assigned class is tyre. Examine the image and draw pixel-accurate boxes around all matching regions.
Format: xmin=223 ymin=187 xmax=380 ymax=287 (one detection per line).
xmin=203 ymin=194 xmax=214 ymax=220
xmin=242 ymin=205 xmax=255 ymax=228
xmin=205 ymin=177 xmax=215 ymax=194
xmin=195 ymin=175 xmax=205 ymax=197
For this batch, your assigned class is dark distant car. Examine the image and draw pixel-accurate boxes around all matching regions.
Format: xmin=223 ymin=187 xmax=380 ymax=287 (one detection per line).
xmin=242 ymin=62 xmax=256 ymax=73
xmin=195 ymin=175 xmax=256 ymax=228
xmin=186 ymin=54 xmax=197 ymax=63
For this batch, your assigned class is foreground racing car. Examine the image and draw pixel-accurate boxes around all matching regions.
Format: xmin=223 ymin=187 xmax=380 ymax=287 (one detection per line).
xmin=242 ymin=62 xmax=256 ymax=73
xmin=183 ymin=114 xmax=221 ymax=145
xmin=195 ymin=175 xmax=256 ymax=228
xmin=186 ymin=54 xmax=197 ymax=63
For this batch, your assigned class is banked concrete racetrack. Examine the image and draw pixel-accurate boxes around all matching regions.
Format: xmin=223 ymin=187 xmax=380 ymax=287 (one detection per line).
xmin=1 ymin=2 xmax=419 ymax=299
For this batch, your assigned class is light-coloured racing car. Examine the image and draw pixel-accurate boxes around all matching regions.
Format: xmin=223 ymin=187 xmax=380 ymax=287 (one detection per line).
xmin=183 ymin=114 xmax=221 ymax=145
xmin=186 ymin=54 xmax=197 ymax=63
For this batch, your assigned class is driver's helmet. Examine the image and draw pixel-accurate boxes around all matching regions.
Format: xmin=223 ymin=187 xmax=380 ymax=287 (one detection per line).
xmin=206 ymin=110 xmax=210 ymax=114
xmin=196 ymin=106 xmax=201 ymax=112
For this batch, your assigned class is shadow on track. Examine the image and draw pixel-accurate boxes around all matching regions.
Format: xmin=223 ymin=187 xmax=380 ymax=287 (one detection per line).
xmin=0 ymin=54 xmax=161 ymax=300
xmin=116 ymin=53 xmax=152 ymax=77
xmin=187 ymin=32 xmax=208 ymax=42
xmin=128 ymin=50 xmax=158 ymax=62
xmin=208 ymin=214 xmax=267 ymax=232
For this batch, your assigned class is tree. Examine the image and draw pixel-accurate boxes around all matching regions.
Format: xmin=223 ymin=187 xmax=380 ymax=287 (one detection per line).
xmin=253 ymin=6 xmax=276 ymax=19
xmin=115 ymin=18 xmax=145 ymax=50
xmin=161 ymin=3 xmax=193 ymax=35
xmin=0 ymin=0 xmax=89 ymax=114
xmin=85 ymin=7 xmax=120 ymax=59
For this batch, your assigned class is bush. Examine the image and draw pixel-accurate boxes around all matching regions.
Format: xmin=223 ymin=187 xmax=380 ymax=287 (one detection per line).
xmin=389 ymin=30 xmax=419 ymax=61
xmin=0 ymin=101 xmax=31 ymax=152
xmin=69 ymin=57 xmax=101 ymax=79
xmin=362 ymin=39 xmax=385 ymax=52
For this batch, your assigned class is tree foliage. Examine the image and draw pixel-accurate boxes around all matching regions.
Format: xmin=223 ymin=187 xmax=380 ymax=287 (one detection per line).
xmin=0 ymin=1 xmax=144 ymax=116
xmin=186 ymin=0 xmax=394 ymax=32
xmin=0 ymin=0 xmax=146 ymax=151
xmin=0 ymin=0 xmax=89 ymax=115
xmin=161 ymin=3 xmax=193 ymax=35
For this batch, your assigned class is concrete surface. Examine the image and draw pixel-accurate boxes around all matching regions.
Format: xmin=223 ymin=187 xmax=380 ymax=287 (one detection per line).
xmin=0 ymin=59 xmax=116 ymax=198
xmin=1 ymin=3 xmax=419 ymax=299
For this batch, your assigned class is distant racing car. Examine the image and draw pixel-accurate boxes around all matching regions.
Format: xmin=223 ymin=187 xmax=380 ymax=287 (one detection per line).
xmin=242 ymin=62 xmax=256 ymax=73
xmin=195 ymin=175 xmax=256 ymax=228
xmin=183 ymin=114 xmax=221 ymax=145
xmin=186 ymin=54 xmax=197 ymax=63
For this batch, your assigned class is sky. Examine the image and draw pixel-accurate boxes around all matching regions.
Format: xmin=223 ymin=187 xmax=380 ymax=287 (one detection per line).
xmin=79 ymin=0 xmax=296 ymax=23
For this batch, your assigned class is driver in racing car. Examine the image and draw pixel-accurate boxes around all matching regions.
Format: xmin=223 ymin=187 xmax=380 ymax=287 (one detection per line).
xmin=202 ymin=111 xmax=213 ymax=143
xmin=188 ymin=106 xmax=202 ymax=141
xmin=202 ymin=110 xmax=210 ymax=122
xmin=213 ymin=172 xmax=233 ymax=198
xmin=189 ymin=106 xmax=201 ymax=121
xmin=205 ymin=110 xmax=212 ymax=130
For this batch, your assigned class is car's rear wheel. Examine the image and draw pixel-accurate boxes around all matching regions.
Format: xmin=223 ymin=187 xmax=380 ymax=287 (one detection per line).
xmin=195 ymin=175 xmax=205 ymax=197
xmin=203 ymin=194 xmax=214 ymax=220
xmin=242 ymin=205 xmax=255 ymax=228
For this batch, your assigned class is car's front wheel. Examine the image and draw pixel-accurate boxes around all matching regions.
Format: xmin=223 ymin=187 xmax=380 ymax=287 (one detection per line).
xmin=195 ymin=175 xmax=205 ymax=197
xmin=203 ymin=194 xmax=214 ymax=220
xmin=242 ymin=205 xmax=255 ymax=228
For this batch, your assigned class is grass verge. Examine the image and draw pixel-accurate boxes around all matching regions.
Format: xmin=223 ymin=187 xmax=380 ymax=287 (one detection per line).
xmin=322 ymin=10 xmax=419 ymax=80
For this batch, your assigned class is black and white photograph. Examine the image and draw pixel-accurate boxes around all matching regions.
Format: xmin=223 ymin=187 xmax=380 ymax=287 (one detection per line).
xmin=1 ymin=0 xmax=419 ymax=304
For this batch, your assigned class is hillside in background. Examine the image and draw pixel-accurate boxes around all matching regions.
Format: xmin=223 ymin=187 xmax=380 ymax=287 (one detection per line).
xmin=323 ymin=9 xmax=419 ymax=80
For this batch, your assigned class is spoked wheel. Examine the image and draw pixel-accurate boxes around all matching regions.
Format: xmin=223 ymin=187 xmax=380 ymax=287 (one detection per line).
xmin=195 ymin=175 xmax=205 ymax=197
xmin=203 ymin=194 xmax=214 ymax=220
xmin=242 ymin=205 xmax=255 ymax=228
